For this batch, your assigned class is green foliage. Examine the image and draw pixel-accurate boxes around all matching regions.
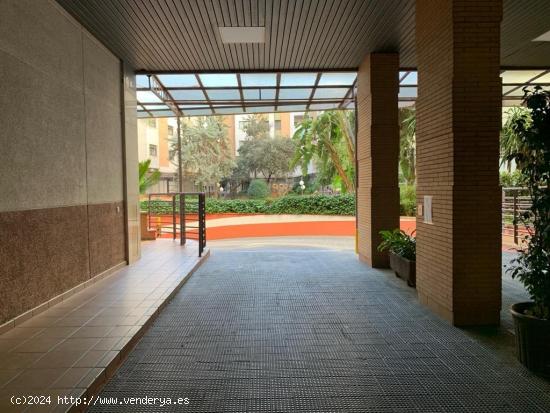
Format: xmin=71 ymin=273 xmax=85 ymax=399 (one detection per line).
xmin=140 ymin=194 xmax=356 ymax=216
xmin=169 ymin=116 xmax=235 ymax=189
xmin=500 ymin=170 xmax=525 ymax=187
xmin=377 ymin=229 xmax=416 ymax=261
xmin=292 ymin=110 xmax=355 ymax=193
xmin=139 ymin=159 xmax=161 ymax=194
xmin=242 ymin=114 xmax=270 ymax=139
xmin=247 ymin=179 xmax=269 ymax=199
xmin=504 ymin=87 xmax=550 ymax=319
xmin=267 ymin=194 xmax=355 ymax=215
xmin=233 ymin=135 xmax=296 ymax=185
xmin=500 ymin=106 xmax=532 ymax=171
xmin=399 ymin=107 xmax=416 ymax=185
xmin=400 ymin=185 xmax=416 ymax=216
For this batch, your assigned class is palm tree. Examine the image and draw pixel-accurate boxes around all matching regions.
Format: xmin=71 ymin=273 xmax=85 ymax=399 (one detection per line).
xmin=139 ymin=159 xmax=161 ymax=194
xmin=291 ymin=110 xmax=355 ymax=193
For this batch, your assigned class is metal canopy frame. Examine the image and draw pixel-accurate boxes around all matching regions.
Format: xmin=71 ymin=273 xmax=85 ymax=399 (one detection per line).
xmin=136 ymin=69 xmax=550 ymax=118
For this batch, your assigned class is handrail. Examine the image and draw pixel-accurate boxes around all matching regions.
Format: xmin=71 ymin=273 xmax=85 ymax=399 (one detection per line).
xmin=146 ymin=192 xmax=206 ymax=257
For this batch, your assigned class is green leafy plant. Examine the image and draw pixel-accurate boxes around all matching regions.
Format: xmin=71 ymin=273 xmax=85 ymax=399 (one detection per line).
xmin=247 ymin=179 xmax=269 ymax=199
xmin=377 ymin=229 xmax=416 ymax=261
xmin=140 ymin=194 xmax=356 ymax=216
xmin=139 ymin=159 xmax=161 ymax=194
xmin=400 ymin=184 xmax=416 ymax=216
xmin=499 ymin=170 xmax=525 ymax=187
xmin=500 ymin=106 xmax=532 ymax=172
xmin=504 ymin=87 xmax=550 ymax=320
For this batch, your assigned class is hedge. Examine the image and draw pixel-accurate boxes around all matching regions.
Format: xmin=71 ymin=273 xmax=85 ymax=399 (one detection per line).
xmin=140 ymin=194 xmax=355 ymax=216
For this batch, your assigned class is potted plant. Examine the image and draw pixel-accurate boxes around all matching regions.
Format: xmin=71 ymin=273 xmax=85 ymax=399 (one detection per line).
xmin=504 ymin=86 xmax=550 ymax=377
xmin=378 ymin=229 xmax=416 ymax=287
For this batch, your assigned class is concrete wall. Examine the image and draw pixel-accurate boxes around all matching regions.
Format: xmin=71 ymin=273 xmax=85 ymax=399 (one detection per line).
xmin=0 ymin=0 xmax=133 ymax=323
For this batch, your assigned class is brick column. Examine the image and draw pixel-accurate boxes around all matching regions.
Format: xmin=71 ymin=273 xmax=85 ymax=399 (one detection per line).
xmin=356 ymin=53 xmax=400 ymax=267
xmin=416 ymin=0 xmax=502 ymax=325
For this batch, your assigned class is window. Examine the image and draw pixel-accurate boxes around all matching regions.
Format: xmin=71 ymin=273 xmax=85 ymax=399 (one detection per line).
xmin=147 ymin=118 xmax=156 ymax=128
xmin=275 ymin=120 xmax=281 ymax=132
xmin=149 ymin=144 xmax=158 ymax=157
xmin=294 ymin=115 xmax=304 ymax=127
xmin=167 ymin=125 xmax=174 ymax=136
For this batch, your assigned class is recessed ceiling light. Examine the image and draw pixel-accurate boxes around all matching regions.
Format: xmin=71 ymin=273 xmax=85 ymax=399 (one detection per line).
xmin=533 ymin=29 xmax=550 ymax=41
xmin=219 ymin=27 xmax=265 ymax=44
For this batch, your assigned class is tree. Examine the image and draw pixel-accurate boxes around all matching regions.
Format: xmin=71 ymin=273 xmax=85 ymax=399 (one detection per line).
xmin=169 ymin=116 xmax=235 ymax=190
xmin=242 ymin=114 xmax=270 ymax=140
xmin=501 ymin=106 xmax=531 ymax=172
xmin=234 ymin=136 xmax=295 ymax=183
xmin=139 ymin=159 xmax=160 ymax=194
xmin=399 ymin=107 xmax=416 ymax=185
xmin=291 ymin=110 xmax=355 ymax=193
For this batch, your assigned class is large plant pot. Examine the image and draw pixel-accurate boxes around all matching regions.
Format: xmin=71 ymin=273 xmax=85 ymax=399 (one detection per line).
xmin=389 ymin=251 xmax=416 ymax=287
xmin=511 ymin=302 xmax=550 ymax=377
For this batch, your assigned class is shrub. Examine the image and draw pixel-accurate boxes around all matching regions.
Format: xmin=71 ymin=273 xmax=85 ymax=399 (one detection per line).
xmin=140 ymin=194 xmax=356 ymax=216
xmin=268 ymin=194 xmax=355 ymax=215
xmin=247 ymin=179 xmax=269 ymax=199
xmin=499 ymin=170 xmax=524 ymax=187
xmin=400 ymin=185 xmax=416 ymax=216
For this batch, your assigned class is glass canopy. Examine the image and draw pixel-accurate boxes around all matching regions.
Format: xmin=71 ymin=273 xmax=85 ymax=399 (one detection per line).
xmin=137 ymin=71 xmax=357 ymax=118
xmin=137 ymin=69 xmax=550 ymax=118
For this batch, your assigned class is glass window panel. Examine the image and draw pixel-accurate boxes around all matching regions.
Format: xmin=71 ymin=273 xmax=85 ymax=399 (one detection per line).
xmin=318 ymin=72 xmax=356 ymax=86
xmin=179 ymin=104 xmax=210 ymax=109
xmin=136 ymin=75 xmax=150 ymax=88
xmin=532 ymin=72 xmax=550 ymax=83
xmin=309 ymin=103 xmax=340 ymax=110
xmin=277 ymin=104 xmax=308 ymax=112
xmin=148 ymin=110 xmax=176 ymax=117
xmin=214 ymin=107 xmax=244 ymax=114
xmin=313 ymin=88 xmax=349 ymax=99
xmin=142 ymin=104 xmax=170 ymax=110
xmin=400 ymin=71 xmax=417 ymax=85
xmin=280 ymin=73 xmax=317 ymax=86
xmin=398 ymin=87 xmax=417 ymax=98
xmin=199 ymin=73 xmax=238 ymax=87
xmin=247 ymin=106 xmax=275 ymax=113
xmin=157 ymin=74 xmax=199 ymax=87
xmin=170 ymin=90 xmax=207 ymax=101
xmin=279 ymin=88 xmax=312 ymax=100
xmin=240 ymin=73 xmax=277 ymax=87
xmin=501 ymin=70 xmax=544 ymax=85
xmin=206 ymin=89 xmax=241 ymax=100
xmin=183 ymin=108 xmax=213 ymax=116
xmin=137 ymin=111 xmax=150 ymax=118
xmin=243 ymin=89 xmax=260 ymax=99
xmin=260 ymin=89 xmax=276 ymax=100
xmin=137 ymin=91 xmax=162 ymax=103
xmin=502 ymin=85 xmax=524 ymax=96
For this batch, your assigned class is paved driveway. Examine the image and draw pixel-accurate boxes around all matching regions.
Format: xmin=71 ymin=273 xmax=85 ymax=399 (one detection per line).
xmin=91 ymin=247 xmax=549 ymax=412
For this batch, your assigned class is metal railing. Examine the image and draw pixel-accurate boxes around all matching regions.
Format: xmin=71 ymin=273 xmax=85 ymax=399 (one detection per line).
xmin=146 ymin=192 xmax=206 ymax=257
xmin=502 ymin=187 xmax=531 ymax=246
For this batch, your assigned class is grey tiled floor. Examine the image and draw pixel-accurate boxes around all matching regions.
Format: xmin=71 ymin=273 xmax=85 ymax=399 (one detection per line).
xmin=92 ymin=248 xmax=550 ymax=412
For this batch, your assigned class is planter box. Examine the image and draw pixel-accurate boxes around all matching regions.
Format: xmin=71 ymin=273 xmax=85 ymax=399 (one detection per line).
xmin=389 ymin=251 xmax=416 ymax=287
xmin=511 ymin=302 xmax=550 ymax=377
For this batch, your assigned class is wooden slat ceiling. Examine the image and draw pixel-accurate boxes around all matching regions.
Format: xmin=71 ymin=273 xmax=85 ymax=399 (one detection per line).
xmin=56 ymin=0 xmax=550 ymax=72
